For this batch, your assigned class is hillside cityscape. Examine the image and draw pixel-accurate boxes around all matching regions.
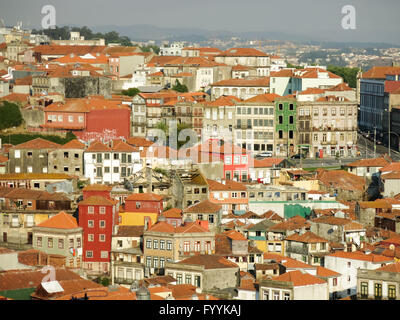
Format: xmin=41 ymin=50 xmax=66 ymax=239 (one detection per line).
xmin=1 ymin=12 xmax=400 ymax=303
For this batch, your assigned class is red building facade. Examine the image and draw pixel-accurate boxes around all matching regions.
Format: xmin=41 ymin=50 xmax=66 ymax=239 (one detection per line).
xmin=124 ymin=193 xmax=163 ymax=214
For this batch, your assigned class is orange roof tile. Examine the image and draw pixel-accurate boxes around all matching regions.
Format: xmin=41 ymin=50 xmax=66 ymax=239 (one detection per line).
xmin=211 ymin=77 xmax=270 ymax=87
xmin=217 ymin=48 xmax=268 ymax=57
xmin=377 ymin=262 xmax=400 ymax=273
xmin=223 ymin=229 xmax=247 ymax=241
xmin=78 ymin=196 xmax=115 ymax=206
xmin=244 ymin=93 xmax=281 ymax=103
xmin=162 ymin=208 xmax=182 ymax=218
xmin=61 ymin=139 xmax=86 ymax=149
xmin=285 ymin=231 xmax=328 ymax=243
xmin=183 ymin=199 xmax=221 ymax=214
xmin=316 ymin=266 xmax=341 ymax=278
xmin=36 ymin=211 xmax=79 ymax=229
xmin=327 ymin=251 xmax=394 ymax=263
xmin=82 ymin=184 xmax=112 ymax=192
xmin=12 ymin=138 xmax=61 ymax=150
xmin=177 ymin=254 xmax=239 ymax=269
xmin=207 ymin=179 xmax=247 ymax=191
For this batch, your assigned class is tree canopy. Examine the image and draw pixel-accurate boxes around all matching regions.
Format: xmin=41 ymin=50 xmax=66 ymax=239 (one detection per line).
xmin=0 ymin=101 xmax=23 ymax=130
xmin=327 ymin=65 xmax=360 ymax=88
xmin=121 ymin=88 xmax=140 ymax=97
xmin=172 ymin=80 xmax=189 ymax=93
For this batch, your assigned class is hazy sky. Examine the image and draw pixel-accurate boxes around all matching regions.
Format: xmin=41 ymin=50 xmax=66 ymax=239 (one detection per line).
xmin=1 ymin=0 xmax=400 ymax=43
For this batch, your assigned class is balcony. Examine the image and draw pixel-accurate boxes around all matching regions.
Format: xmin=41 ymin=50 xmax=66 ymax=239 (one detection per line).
xmin=114 ymin=277 xmax=136 ymax=285
xmin=321 ymin=140 xmax=338 ymax=145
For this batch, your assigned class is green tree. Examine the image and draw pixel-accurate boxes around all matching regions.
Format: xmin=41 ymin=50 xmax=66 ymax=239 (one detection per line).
xmin=327 ymin=65 xmax=359 ymax=88
xmin=0 ymin=101 xmax=23 ymax=130
xmin=172 ymin=80 xmax=188 ymax=93
xmin=140 ymin=45 xmax=160 ymax=55
xmin=121 ymin=88 xmax=140 ymax=97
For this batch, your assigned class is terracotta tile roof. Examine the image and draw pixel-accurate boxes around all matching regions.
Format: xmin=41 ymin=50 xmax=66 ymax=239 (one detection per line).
xmin=36 ymin=211 xmax=79 ymax=229
xmin=325 ymin=82 xmax=354 ymax=92
xmin=237 ymin=279 xmax=257 ymax=291
xmin=223 ymin=229 xmax=247 ymax=241
xmin=268 ymin=215 xmax=310 ymax=232
xmin=126 ymin=137 xmax=154 ymax=148
xmin=115 ymin=225 xmax=144 ymax=237
xmin=61 ymin=139 xmax=86 ymax=149
xmin=82 ymin=184 xmax=112 ymax=192
xmin=111 ymin=140 xmax=138 ymax=152
xmin=215 ymin=234 xmax=234 ymax=255
xmin=348 ymin=157 xmax=391 ymax=168
xmin=126 ymin=193 xmax=163 ymax=202
xmin=358 ymin=198 xmax=400 ymax=209
xmin=86 ymin=141 xmax=112 ymax=152
xmin=207 ymin=179 xmax=247 ymax=191
xmin=31 ymin=278 xmax=103 ymax=300
xmin=270 ymin=270 xmax=326 ymax=286
xmin=0 ymin=93 xmax=30 ymax=104
xmin=232 ymin=64 xmax=254 ymax=71
xmin=253 ymin=158 xmax=284 ymax=168
xmin=0 ymin=247 xmax=15 ymax=254
xmin=148 ymin=221 xmax=210 ymax=234
xmin=244 ymin=93 xmax=281 ymax=103
xmin=285 ymin=231 xmax=328 ymax=243
xmin=177 ymin=254 xmax=239 ymax=269
xmin=12 ymin=138 xmax=61 ymax=150
xmin=211 ymin=77 xmax=270 ymax=87
xmin=51 ymin=53 xmax=109 ymax=65
xmin=162 ymin=208 xmax=182 ymax=218
xmin=376 ymin=262 xmax=400 ymax=273
xmin=55 ymin=284 xmax=138 ymax=300
xmin=380 ymin=162 xmax=400 ymax=173
xmin=343 ymin=221 xmax=365 ymax=231
xmin=78 ymin=196 xmax=115 ymax=206
xmin=316 ymin=266 xmax=340 ymax=278
xmin=217 ymin=48 xmax=268 ymax=57
xmin=261 ymin=210 xmax=284 ymax=221
xmin=0 ymin=268 xmax=82 ymax=291
xmin=263 ymin=253 xmax=315 ymax=270
xmin=183 ymin=199 xmax=222 ymax=214
xmin=362 ymin=66 xmax=400 ymax=79
xmin=298 ymin=88 xmax=326 ymax=95
xmin=381 ymin=171 xmax=400 ymax=180
xmin=316 ymin=169 xmax=366 ymax=191
xmin=205 ymin=95 xmax=241 ymax=107
xmin=270 ymin=69 xmax=294 ymax=77
xmin=14 ymin=75 xmax=32 ymax=86
xmin=33 ymin=45 xmax=106 ymax=56
xmin=327 ymin=251 xmax=394 ymax=263
xmin=141 ymin=275 xmax=176 ymax=286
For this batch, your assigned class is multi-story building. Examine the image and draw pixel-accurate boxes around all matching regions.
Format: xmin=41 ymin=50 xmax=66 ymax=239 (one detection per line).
xmin=207 ymin=179 xmax=249 ymax=214
xmin=78 ymin=188 xmax=119 ymax=275
xmin=214 ymin=48 xmax=271 ymax=77
xmin=84 ymin=140 xmax=142 ymax=185
xmin=143 ymin=219 xmax=215 ymax=275
xmin=359 ymin=66 xmax=400 ymax=139
xmin=235 ymin=94 xmax=278 ymax=154
xmin=202 ymin=95 xmax=240 ymax=142
xmin=8 ymin=138 xmax=61 ymax=174
xmin=357 ymin=262 xmax=400 ymax=300
xmin=32 ymin=211 xmax=83 ymax=269
xmin=274 ymin=98 xmax=298 ymax=157
xmin=211 ymin=77 xmax=270 ymax=100
xmin=48 ymin=139 xmax=86 ymax=177
xmin=299 ymin=97 xmax=358 ymax=158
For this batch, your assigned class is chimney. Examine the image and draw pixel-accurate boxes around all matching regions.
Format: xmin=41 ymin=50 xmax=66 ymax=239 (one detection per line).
xmin=144 ymin=216 xmax=151 ymax=231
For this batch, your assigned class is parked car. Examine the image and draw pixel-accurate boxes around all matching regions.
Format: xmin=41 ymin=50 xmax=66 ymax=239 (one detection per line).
xmin=256 ymin=151 xmax=273 ymax=158
xmin=290 ymin=153 xmax=305 ymax=159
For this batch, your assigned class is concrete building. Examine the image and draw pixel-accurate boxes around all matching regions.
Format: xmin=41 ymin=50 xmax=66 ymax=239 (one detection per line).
xmin=48 ymin=139 xmax=86 ymax=177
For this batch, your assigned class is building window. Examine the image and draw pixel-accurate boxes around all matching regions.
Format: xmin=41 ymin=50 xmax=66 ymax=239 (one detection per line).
xmin=88 ymin=220 xmax=94 ymax=228
xmin=100 ymin=220 xmax=106 ymax=228
xmin=167 ymin=241 xmax=172 ymax=251
xmin=153 ymin=257 xmax=158 ymax=268
xmin=263 ymin=290 xmax=269 ymax=300
xmin=86 ymin=251 xmax=93 ymax=258
xmin=99 ymin=234 xmax=106 ymax=242
xmin=388 ymin=285 xmax=396 ymax=300
xmin=88 ymin=206 xmax=94 ymax=214
xmin=160 ymin=240 xmax=165 ymax=250
xmin=99 ymin=207 xmax=106 ymax=214
xmin=146 ymin=239 xmax=152 ymax=249
xmin=183 ymin=241 xmax=190 ymax=252
xmin=88 ymin=234 xmax=94 ymax=242
xmin=176 ymin=274 xmax=183 ymax=284
xmin=283 ymin=292 xmax=290 ymax=300
xmin=101 ymin=251 xmax=108 ymax=259
xmin=160 ymin=257 xmax=165 ymax=268
xmin=146 ymin=256 xmax=151 ymax=267
xmin=374 ymin=283 xmax=382 ymax=299
xmin=48 ymin=238 xmax=53 ymax=248
xmin=195 ymin=275 xmax=201 ymax=288
xmin=273 ymin=291 xmax=280 ymax=300
xmin=185 ymin=274 xmax=192 ymax=284
xmin=153 ymin=240 xmax=158 ymax=250
xmin=36 ymin=237 xmax=42 ymax=247
xmin=208 ymin=215 xmax=214 ymax=224
xmin=77 ymin=238 xmax=81 ymax=248
xmin=333 ymin=278 xmax=337 ymax=287
xmin=57 ymin=239 xmax=64 ymax=249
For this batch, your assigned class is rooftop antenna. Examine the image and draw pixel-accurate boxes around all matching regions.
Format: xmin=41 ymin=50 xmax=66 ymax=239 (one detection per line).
xmin=0 ymin=19 xmax=5 ymax=28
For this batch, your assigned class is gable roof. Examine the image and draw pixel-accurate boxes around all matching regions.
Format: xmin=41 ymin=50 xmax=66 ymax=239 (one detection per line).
xmin=207 ymin=179 xmax=247 ymax=191
xmin=316 ymin=169 xmax=366 ymax=191
xmin=327 ymin=251 xmax=394 ymax=263
xmin=78 ymin=196 xmax=115 ymax=206
xmin=162 ymin=208 xmax=182 ymax=218
xmin=270 ymin=270 xmax=326 ymax=287
xmin=347 ymin=157 xmax=390 ymax=168
xmin=125 ymin=193 xmax=163 ymax=202
xmin=36 ymin=211 xmax=79 ymax=229
xmin=183 ymin=199 xmax=222 ymax=214
xmin=244 ymin=93 xmax=281 ymax=103
xmin=12 ymin=138 xmax=61 ymax=150
xmin=61 ymin=139 xmax=86 ymax=150
xmin=268 ymin=215 xmax=310 ymax=232
xmin=177 ymin=254 xmax=239 ymax=269
xmin=217 ymin=48 xmax=268 ymax=57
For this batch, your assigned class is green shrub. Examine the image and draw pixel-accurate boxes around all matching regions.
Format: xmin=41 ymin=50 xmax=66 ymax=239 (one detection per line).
xmin=0 ymin=102 xmax=23 ymax=130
